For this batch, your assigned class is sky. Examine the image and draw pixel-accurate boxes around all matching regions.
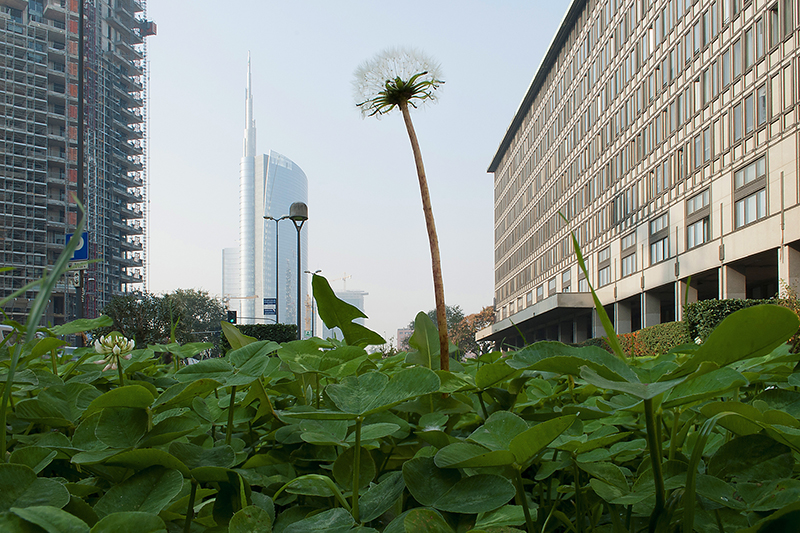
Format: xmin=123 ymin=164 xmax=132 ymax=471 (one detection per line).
xmin=145 ymin=0 xmax=572 ymax=343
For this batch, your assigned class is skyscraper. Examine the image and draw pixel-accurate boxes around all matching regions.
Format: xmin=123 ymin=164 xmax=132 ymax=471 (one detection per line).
xmin=238 ymin=58 xmax=308 ymax=326
xmin=0 ymin=0 xmax=154 ymax=324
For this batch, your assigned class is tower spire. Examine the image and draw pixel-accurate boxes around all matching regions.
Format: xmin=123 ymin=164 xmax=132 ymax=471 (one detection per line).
xmin=244 ymin=52 xmax=256 ymax=157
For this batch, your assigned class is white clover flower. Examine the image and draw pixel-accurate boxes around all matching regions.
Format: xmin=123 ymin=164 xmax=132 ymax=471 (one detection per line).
xmin=694 ymin=336 xmax=703 ymax=345
xmin=94 ymin=334 xmax=134 ymax=371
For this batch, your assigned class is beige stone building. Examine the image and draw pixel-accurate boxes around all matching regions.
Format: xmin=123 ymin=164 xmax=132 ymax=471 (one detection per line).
xmin=481 ymin=0 xmax=800 ymax=348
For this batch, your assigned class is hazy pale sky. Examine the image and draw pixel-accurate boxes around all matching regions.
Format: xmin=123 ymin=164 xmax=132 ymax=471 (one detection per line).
xmin=146 ymin=0 xmax=572 ymax=342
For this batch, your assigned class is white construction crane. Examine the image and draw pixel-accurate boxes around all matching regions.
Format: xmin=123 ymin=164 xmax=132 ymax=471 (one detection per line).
xmin=330 ymin=273 xmax=353 ymax=291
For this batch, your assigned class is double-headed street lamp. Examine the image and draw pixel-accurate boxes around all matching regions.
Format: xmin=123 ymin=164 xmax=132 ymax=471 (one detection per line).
xmin=265 ymin=201 xmax=308 ymax=340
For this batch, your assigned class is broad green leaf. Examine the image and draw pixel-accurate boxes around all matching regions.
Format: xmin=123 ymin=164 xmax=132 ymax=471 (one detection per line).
xmin=103 ymin=449 xmax=190 ymax=478
xmin=173 ymin=358 xmax=234 ymax=383
xmin=700 ymin=402 xmax=764 ymax=436
xmin=736 ymin=502 xmax=800 ymax=533
xmin=509 ymin=415 xmax=577 ymax=466
xmin=31 ymin=338 xmax=67 ymax=359
xmin=474 ymin=505 xmax=529 ymax=529
xmin=0 ymin=464 xmax=69 ymax=512
xmin=475 ymin=361 xmax=520 ymax=390
xmin=229 ymin=505 xmax=273 ymax=533
xmin=16 ymin=383 xmax=100 ymax=427
xmin=333 ymin=445 xmax=376 ymax=490
xmin=89 ymin=512 xmax=166 ymax=533
xmin=283 ymin=507 xmax=355 ymax=533
xmin=48 ymin=316 xmax=113 ymax=337
xmin=326 ymin=367 xmax=440 ymax=417
xmin=313 ymin=275 xmax=385 ymax=347
xmin=468 ymin=411 xmax=529 ymax=451
xmin=434 ymin=442 xmax=515 ymax=468
xmin=662 ymin=367 xmax=748 ymax=408
xmin=666 ymin=305 xmax=799 ymax=379
xmin=402 ymin=508 xmax=454 ymax=533
xmin=694 ymin=475 xmax=746 ymax=509
xmin=168 ymin=442 xmax=235 ymax=469
xmin=221 ymin=321 xmax=257 ymax=350
xmin=508 ymin=342 xmax=639 ymax=382
xmin=319 ymin=346 xmax=370 ymax=379
xmin=709 ymin=434 xmax=793 ymax=482
xmin=152 ymin=379 xmax=220 ymax=412
xmin=10 ymin=505 xmax=90 ymax=533
xmin=405 ymin=312 xmax=440 ymax=369
xmin=95 ymin=407 xmax=148 ymax=448
xmin=92 ymin=467 xmax=182 ymax=518
xmin=84 ymin=386 xmax=154 ymax=416
xmin=283 ymin=475 xmax=336 ymax=497
xmin=138 ymin=415 xmax=199 ymax=448
xmin=578 ymin=462 xmax=629 ymax=491
xmin=348 ymin=423 xmax=401 ymax=444
xmin=9 ymin=447 xmax=57 ymax=474
xmin=580 ymin=366 xmax=685 ymax=400
xmin=359 ymin=471 xmax=405 ymax=523
xmin=432 ymin=474 xmax=515 ymax=514
xmin=299 ymin=419 xmax=348 ymax=446
xmin=402 ymin=456 xmax=514 ymax=513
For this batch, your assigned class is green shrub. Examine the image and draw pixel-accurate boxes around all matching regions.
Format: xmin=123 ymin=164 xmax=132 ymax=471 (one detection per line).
xmin=219 ymin=323 xmax=297 ymax=352
xmin=685 ymin=298 xmax=774 ymax=341
xmin=580 ymin=321 xmax=690 ymax=357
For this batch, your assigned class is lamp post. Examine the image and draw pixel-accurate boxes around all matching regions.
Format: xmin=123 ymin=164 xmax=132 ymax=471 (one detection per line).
xmin=288 ymin=203 xmax=308 ymax=340
xmin=305 ymin=269 xmax=321 ymax=337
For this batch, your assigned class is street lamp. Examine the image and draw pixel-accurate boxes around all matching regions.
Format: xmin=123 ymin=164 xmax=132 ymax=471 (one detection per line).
xmin=288 ymin=202 xmax=308 ymax=340
xmin=305 ymin=269 xmax=322 ymax=337
xmin=263 ymin=215 xmax=287 ymax=324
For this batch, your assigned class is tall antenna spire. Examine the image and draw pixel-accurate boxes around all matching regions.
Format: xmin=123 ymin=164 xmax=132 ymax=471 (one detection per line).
xmin=243 ymin=52 xmax=256 ymax=157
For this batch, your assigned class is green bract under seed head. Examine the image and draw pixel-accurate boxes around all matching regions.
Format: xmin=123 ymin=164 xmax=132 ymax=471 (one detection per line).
xmin=353 ymin=47 xmax=444 ymax=118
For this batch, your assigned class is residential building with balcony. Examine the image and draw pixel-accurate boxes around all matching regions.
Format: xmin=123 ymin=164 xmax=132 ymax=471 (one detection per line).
xmin=0 ymin=0 xmax=155 ymax=324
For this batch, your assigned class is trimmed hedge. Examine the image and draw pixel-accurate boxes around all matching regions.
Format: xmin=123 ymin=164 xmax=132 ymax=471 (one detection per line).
xmin=219 ymin=323 xmax=298 ymax=353
xmin=685 ymin=297 xmax=800 ymax=351
xmin=577 ymin=321 xmax=691 ymax=357
xmin=683 ymin=298 xmax=769 ymax=341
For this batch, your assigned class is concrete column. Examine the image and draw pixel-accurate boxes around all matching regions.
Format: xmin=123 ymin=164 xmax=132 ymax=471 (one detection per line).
xmin=779 ymin=245 xmax=800 ymax=296
xmin=642 ymin=292 xmax=661 ymax=327
xmin=592 ymin=308 xmax=606 ymax=338
xmin=615 ymin=301 xmax=632 ymax=334
xmin=574 ymin=317 xmax=588 ymax=343
xmin=675 ymin=280 xmax=698 ymax=321
xmin=720 ymin=265 xmax=746 ymax=299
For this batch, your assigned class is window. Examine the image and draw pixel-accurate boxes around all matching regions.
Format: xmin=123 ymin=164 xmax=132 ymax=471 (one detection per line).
xmin=687 ymin=218 xmax=709 ymax=248
xmin=722 ymin=49 xmax=731 ymax=87
xmin=548 ymin=278 xmax=556 ymax=296
xmin=733 ymin=102 xmax=743 ymax=141
xmin=650 ymin=213 xmax=669 ymax=234
xmin=598 ymin=247 xmax=611 ymax=263
xmin=745 ymin=94 xmax=755 ymax=134
xmin=651 ymin=238 xmax=669 ymax=264
xmin=757 ymin=85 xmax=767 ymax=126
xmin=526 ymin=291 xmax=533 ymax=307
xmin=579 ymin=278 xmax=589 ymax=292
xmin=745 ymin=28 xmax=754 ymax=70
xmin=756 ymin=17 xmax=766 ymax=59
xmin=621 ymin=253 xmax=637 ymax=277
xmin=687 ymin=189 xmax=710 ymax=215
xmin=621 ymin=232 xmax=636 ymax=251
xmin=782 ymin=0 xmax=793 ymax=38
xmin=734 ymin=156 xmax=766 ymax=188
xmin=536 ymin=285 xmax=544 ymax=302
xmin=735 ymin=189 xmax=767 ymax=227
xmin=733 ymin=39 xmax=742 ymax=78
xmin=734 ymin=157 xmax=768 ymax=228
xmin=770 ymin=5 xmax=780 ymax=48
xmin=562 ymin=270 xmax=571 ymax=292
xmin=598 ymin=265 xmax=612 ymax=287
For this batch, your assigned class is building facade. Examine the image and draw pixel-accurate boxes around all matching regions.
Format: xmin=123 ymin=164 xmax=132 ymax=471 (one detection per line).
xmin=0 ymin=0 xmax=153 ymax=324
xmin=238 ymin=59 xmax=308 ymax=326
xmin=482 ymin=0 xmax=800 ymax=348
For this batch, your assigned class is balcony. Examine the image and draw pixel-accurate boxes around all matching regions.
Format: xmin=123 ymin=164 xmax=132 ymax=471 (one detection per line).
xmin=112 ymin=219 xmax=143 ymax=235
xmin=43 ymin=0 xmax=66 ymax=21
xmin=0 ymin=0 xmax=28 ymax=10
xmin=120 ymin=238 xmax=143 ymax=252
